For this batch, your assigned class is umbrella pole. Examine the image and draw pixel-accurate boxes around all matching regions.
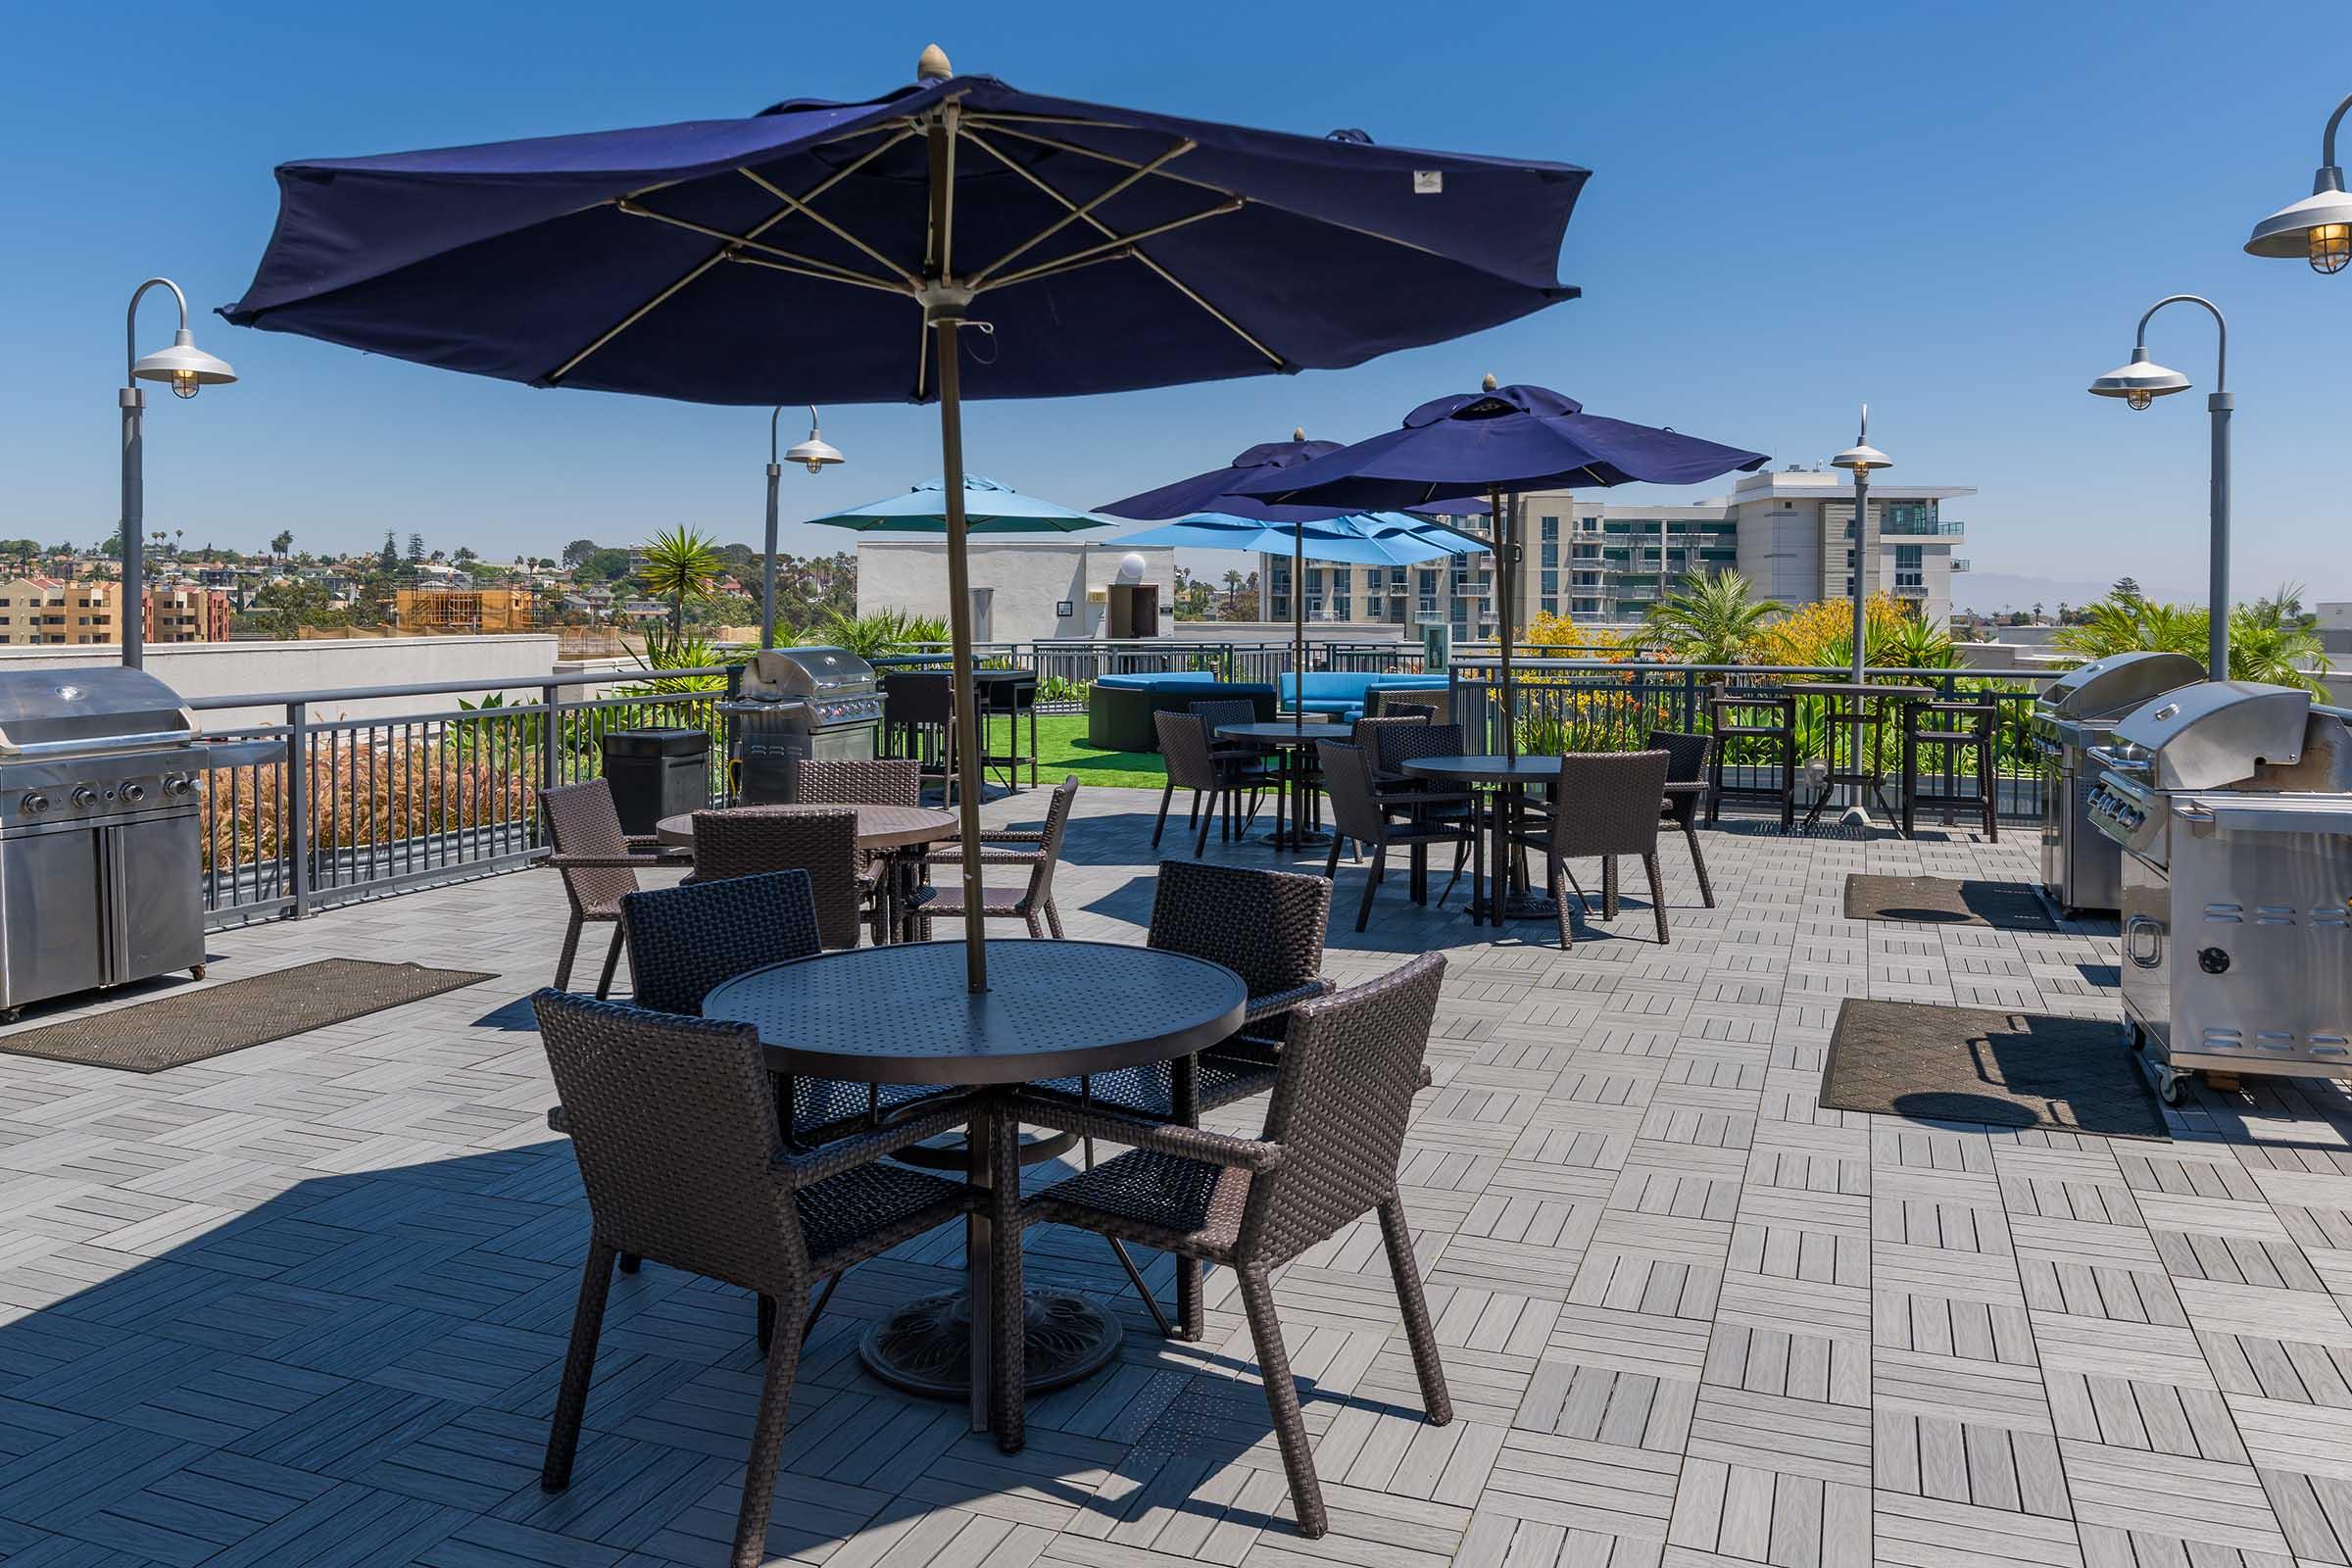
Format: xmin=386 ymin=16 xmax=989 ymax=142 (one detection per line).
xmin=1494 ymin=486 xmax=1514 ymax=761
xmin=927 ymin=114 xmax=988 ymax=996
xmin=1293 ymin=524 xmax=1304 ymax=736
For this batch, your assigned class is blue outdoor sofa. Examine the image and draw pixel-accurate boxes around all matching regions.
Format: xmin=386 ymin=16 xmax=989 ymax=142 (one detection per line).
xmin=1276 ymin=671 xmax=1450 ymax=723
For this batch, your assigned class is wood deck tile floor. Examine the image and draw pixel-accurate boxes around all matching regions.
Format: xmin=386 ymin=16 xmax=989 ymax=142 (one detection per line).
xmin=0 ymin=786 xmax=2347 ymax=1566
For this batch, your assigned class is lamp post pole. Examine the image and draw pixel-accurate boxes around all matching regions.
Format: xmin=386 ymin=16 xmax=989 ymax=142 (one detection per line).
xmin=119 ymin=278 xmax=235 ymax=668
xmin=1849 ymin=463 xmax=1870 ymax=690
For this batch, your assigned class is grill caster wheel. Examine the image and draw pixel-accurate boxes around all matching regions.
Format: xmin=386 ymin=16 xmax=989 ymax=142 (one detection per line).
xmin=2159 ymin=1067 xmax=2189 ymax=1106
xmin=189 ymin=964 xmax=206 ymax=980
xmin=0 ymin=1008 xmax=17 ymax=1025
xmin=2125 ymin=1019 xmax=2145 ymax=1053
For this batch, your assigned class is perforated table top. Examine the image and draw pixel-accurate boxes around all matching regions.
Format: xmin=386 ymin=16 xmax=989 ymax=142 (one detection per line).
xmin=702 ymin=940 xmax=1248 ymax=1086
xmin=655 ymin=805 xmax=958 ymax=850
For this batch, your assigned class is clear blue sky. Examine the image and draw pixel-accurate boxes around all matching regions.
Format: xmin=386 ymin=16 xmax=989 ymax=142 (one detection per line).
xmin=5 ymin=2 xmax=2348 ymax=609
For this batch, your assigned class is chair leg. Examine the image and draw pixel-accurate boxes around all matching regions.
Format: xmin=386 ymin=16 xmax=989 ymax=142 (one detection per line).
xmin=1044 ymin=900 xmax=1065 ymax=939
xmin=1237 ymin=1266 xmax=1327 ymax=1539
xmin=1682 ymin=819 xmax=1716 ymax=908
xmin=618 ymin=1252 xmax=640 ymax=1274
xmin=1437 ymin=835 xmax=1467 ymax=906
xmin=1195 ymin=788 xmax=1219 ymax=858
xmin=730 ymin=1301 xmax=806 ymax=1568
xmin=1322 ymin=832 xmax=1344 ymax=880
xmin=1024 ymin=909 xmax=1045 ymax=939
xmin=540 ymin=1239 xmax=616 ymax=1492
xmin=1355 ymin=845 xmax=1386 ymax=932
xmin=1981 ymin=736 xmax=1998 ymax=842
xmin=553 ymin=915 xmax=584 ymax=992
xmin=1644 ymin=853 xmax=1670 ymax=945
xmin=1376 ymin=1197 xmax=1453 ymax=1425
xmin=594 ymin=924 xmax=625 ymax=1001
xmin=1550 ymin=855 xmax=1573 ymax=951
xmin=1189 ymin=789 xmax=1201 ymax=828
xmin=1152 ymin=781 xmax=1174 ymax=848
xmin=1602 ymin=857 xmax=1620 ymax=920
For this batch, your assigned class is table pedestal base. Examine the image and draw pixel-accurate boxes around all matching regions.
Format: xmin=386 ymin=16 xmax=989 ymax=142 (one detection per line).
xmin=859 ymin=1289 xmax=1124 ymax=1398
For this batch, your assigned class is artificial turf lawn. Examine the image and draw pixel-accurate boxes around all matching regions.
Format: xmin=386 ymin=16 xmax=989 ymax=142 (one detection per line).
xmin=1023 ymin=710 xmax=1166 ymax=789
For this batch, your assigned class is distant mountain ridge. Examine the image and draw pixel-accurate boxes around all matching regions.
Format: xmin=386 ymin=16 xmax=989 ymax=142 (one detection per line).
xmin=1952 ymin=569 xmax=2140 ymax=616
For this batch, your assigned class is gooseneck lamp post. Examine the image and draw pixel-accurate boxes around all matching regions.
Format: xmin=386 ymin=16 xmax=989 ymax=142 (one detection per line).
xmin=121 ymin=278 xmax=235 ymax=668
xmin=2086 ymin=296 xmax=2230 ymax=678
xmin=1829 ymin=409 xmax=1891 ymax=825
xmin=762 ymin=406 xmax=843 ymax=650
xmin=2246 ymin=93 xmax=2352 ymax=273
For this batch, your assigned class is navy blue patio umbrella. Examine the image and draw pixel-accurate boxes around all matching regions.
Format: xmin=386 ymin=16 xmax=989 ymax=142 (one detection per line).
xmin=1234 ymin=379 xmax=1769 ymax=757
xmin=218 ymin=47 xmax=1591 ymax=990
xmin=1100 ymin=430 xmax=1489 ymax=723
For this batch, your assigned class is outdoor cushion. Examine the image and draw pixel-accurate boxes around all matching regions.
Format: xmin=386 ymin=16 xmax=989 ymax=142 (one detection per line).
xmin=1088 ymin=677 xmax=1277 ymax=752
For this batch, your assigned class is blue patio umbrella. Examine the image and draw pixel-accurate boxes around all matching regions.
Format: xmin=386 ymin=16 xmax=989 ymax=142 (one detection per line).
xmin=218 ymin=48 xmax=1591 ymax=994
xmin=808 ymin=473 xmax=1110 ymax=532
xmin=1100 ymin=433 xmax=1489 ymax=728
xmin=1234 ymin=380 xmax=1769 ymax=757
xmin=1115 ymin=511 xmax=1483 ymax=564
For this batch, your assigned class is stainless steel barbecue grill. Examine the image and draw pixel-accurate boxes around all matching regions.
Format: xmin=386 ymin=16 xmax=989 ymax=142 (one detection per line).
xmin=718 ymin=646 xmax=882 ymax=804
xmin=0 ymin=666 xmax=217 ymax=1018
xmin=2088 ymin=681 xmax=2352 ymax=1103
xmin=2032 ymin=650 xmax=2204 ymax=914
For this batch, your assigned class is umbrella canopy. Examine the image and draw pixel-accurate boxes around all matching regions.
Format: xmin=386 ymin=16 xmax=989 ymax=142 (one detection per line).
xmin=808 ymin=473 xmax=1109 ymax=532
xmin=219 ymin=52 xmax=1591 ymax=992
xmin=1100 ymin=433 xmax=1488 ymax=524
xmin=1115 ymin=511 xmax=1485 ymax=565
xmin=1235 ymin=381 xmax=1769 ymax=759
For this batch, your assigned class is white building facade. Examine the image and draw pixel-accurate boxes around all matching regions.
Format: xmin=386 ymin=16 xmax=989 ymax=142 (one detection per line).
xmin=854 ymin=538 xmax=1177 ymax=644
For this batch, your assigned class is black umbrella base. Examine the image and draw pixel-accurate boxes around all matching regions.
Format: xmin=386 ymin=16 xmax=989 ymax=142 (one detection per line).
xmin=1258 ymin=829 xmax=1332 ymax=851
xmin=859 ymin=1289 xmax=1124 ymax=1398
xmin=1466 ymin=893 xmax=1565 ymax=922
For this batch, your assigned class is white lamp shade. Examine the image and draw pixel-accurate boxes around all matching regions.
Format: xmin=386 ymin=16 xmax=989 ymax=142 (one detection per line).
xmin=1830 ymin=441 xmax=1890 ymax=471
xmin=784 ymin=434 xmax=844 ymax=467
xmin=130 ymin=329 xmax=236 ymax=389
xmin=2245 ymin=179 xmax=2352 ymax=261
xmin=2087 ymin=347 xmax=2191 ymax=401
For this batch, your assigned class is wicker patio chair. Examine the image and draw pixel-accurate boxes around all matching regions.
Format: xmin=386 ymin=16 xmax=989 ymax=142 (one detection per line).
xmin=1367 ymin=720 xmax=1474 ymax=812
xmin=1644 ymin=730 xmax=1717 ymax=908
xmin=689 ymin=806 xmax=862 ymax=950
xmin=1152 ymin=710 xmax=1270 ymax=857
xmin=920 ymin=775 xmax=1079 ymax=938
xmin=797 ymin=758 xmax=925 ymax=940
xmin=541 ymin=777 xmax=691 ymax=998
xmin=530 ymin=991 xmax=973 ymax=1568
xmin=1371 ymin=697 xmax=1443 ymax=722
xmin=1319 ymin=741 xmax=1475 ymax=930
xmin=1007 ymin=953 xmax=1453 ymax=1529
xmin=617 ymin=868 xmax=958 ymax=1145
xmin=1026 ymin=858 xmax=1334 ymax=1338
xmin=1512 ymin=750 xmax=1673 ymax=949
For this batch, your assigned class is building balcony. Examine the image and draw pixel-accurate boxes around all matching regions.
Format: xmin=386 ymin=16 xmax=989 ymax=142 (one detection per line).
xmin=1881 ymin=518 xmax=1965 ymax=536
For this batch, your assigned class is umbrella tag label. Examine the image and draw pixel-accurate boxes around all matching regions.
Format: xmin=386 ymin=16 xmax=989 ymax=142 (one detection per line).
xmin=1413 ymin=171 xmax=1444 ymax=194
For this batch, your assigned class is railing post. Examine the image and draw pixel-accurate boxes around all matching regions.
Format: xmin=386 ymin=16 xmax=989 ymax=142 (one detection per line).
xmin=1681 ymin=667 xmax=1698 ymax=732
xmin=285 ymin=701 xmax=311 ymax=920
xmin=540 ymin=682 xmax=562 ymax=802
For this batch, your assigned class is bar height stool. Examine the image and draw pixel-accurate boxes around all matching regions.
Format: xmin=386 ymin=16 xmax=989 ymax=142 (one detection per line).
xmin=1801 ymin=687 xmax=1898 ymax=831
xmin=1704 ymin=682 xmax=1796 ymax=830
xmin=1901 ymin=695 xmax=2000 ymax=840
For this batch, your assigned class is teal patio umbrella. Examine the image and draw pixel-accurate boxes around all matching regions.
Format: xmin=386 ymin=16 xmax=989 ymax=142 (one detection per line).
xmin=809 ymin=473 xmax=1112 ymax=533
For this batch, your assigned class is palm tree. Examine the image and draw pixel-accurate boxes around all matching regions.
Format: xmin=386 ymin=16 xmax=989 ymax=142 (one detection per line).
xmin=2054 ymin=589 xmax=2332 ymax=697
xmin=636 ymin=525 xmax=724 ymax=639
xmin=1641 ymin=570 xmax=1784 ymax=666
xmin=270 ymin=530 xmax=294 ymax=561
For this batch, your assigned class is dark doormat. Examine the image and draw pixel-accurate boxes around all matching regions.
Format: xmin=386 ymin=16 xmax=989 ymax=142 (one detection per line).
xmin=1844 ymin=874 xmax=2054 ymax=931
xmin=0 ymin=959 xmax=496 ymax=1074
xmin=1821 ymin=999 xmax=2166 ymax=1138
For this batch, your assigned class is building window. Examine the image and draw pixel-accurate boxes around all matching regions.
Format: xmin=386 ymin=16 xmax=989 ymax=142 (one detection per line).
xmin=1365 ymin=595 xmax=1382 ymax=618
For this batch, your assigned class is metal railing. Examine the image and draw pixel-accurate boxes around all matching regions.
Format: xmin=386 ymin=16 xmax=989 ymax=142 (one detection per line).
xmin=193 ymin=665 xmax=738 ymax=927
xmin=1447 ymin=657 xmax=2052 ymax=820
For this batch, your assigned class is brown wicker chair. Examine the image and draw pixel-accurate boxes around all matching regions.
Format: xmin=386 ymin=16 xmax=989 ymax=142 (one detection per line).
xmin=530 ymin=991 xmax=973 ymax=1568
xmin=690 ymin=807 xmax=863 ymax=950
xmin=1152 ymin=710 xmax=1270 ymax=856
xmin=1645 ymin=730 xmax=1717 ymax=908
xmin=541 ymin=778 xmax=691 ymax=998
xmin=1008 ymin=953 xmax=1453 ymax=1531
xmin=1513 ymin=750 xmax=1674 ymax=949
xmin=797 ymin=758 xmax=925 ymax=940
xmin=1319 ymin=741 xmax=1475 ymax=930
xmin=920 ymin=775 xmax=1078 ymax=938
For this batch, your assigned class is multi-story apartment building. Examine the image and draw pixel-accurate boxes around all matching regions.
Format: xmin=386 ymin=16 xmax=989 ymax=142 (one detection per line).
xmin=0 ymin=580 xmax=233 ymax=646
xmin=1256 ymin=468 xmax=1973 ymax=637
xmin=146 ymin=584 xmax=233 ymax=644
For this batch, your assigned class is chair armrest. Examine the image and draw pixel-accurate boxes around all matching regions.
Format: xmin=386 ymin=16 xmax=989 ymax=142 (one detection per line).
xmin=769 ymin=1093 xmax=981 ymax=1190
xmin=1242 ymin=977 xmax=1334 ymax=1026
xmin=547 ymin=1105 xmax=569 ymax=1133
xmin=1008 ymin=1098 xmax=1287 ymax=1172
xmin=928 ymin=848 xmax=1048 ymax=866
xmin=545 ymin=852 xmax=683 ymax=870
xmin=1662 ymin=780 xmax=1707 ymax=795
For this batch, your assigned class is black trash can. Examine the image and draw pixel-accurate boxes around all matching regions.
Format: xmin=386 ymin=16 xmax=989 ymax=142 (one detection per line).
xmin=600 ymin=728 xmax=711 ymax=836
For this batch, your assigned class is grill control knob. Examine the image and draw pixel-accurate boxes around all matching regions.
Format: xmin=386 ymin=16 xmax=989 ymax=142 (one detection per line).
xmin=19 ymin=793 xmax=47 ymax=815
xmin=69 ymin=785 xmax=97 ymax=808
xmin=163 ymin=773 xmax=195 ymax=798
xmin=120 ymin=782 xmax=147 ymax=804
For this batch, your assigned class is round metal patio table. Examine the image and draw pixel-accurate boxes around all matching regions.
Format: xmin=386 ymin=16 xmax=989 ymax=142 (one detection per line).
xmin=702 ymin=939 xmax=1246 ymax=1434
xmin=1400 ymin=754 xmax=1568 ymax=926
xmin=1214 ymin=720 xmax=1351 ymax=851
xmin=657 ymin=805 xmax=957 ymax=942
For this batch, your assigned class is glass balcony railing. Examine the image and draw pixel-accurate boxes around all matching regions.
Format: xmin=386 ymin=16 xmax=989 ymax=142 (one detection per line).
xmin=1881 ymin=518 xmax=1965 ymax=536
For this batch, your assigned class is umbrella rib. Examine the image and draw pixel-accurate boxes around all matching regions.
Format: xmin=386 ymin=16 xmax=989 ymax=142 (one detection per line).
xmin=973 ymin=119 xmax=1460 ymax=267
xmin=735 ymin=166 xmax=918 ymax=286
xmin=959 ymin=125 xmax=1283 ymax=368
xmin=965 ymin=138 xmax=1198 ymax=286
xmin=545 ymin=126 xmax=917 ymax=384
xmin=978 ymin=200 xmax=1243 ymax=292
xmin=618 ymin=203 xmax=911 ymax=294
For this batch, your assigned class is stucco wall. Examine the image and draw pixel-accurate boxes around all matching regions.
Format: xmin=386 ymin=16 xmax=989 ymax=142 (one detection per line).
xmin=0 ymin=635 xmax=565 ymax=729
xmin=856 ymin=539 xmax=1176 ymax=642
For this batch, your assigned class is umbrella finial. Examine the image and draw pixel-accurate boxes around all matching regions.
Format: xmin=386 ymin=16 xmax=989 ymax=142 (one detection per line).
xmin=1481 ymin=372 xmax=1497 ymax=392
xmin=1292 ymin=426 xmax=1306 ymax=442
xmin=917 ymin=44 xmax=953 ymax=80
